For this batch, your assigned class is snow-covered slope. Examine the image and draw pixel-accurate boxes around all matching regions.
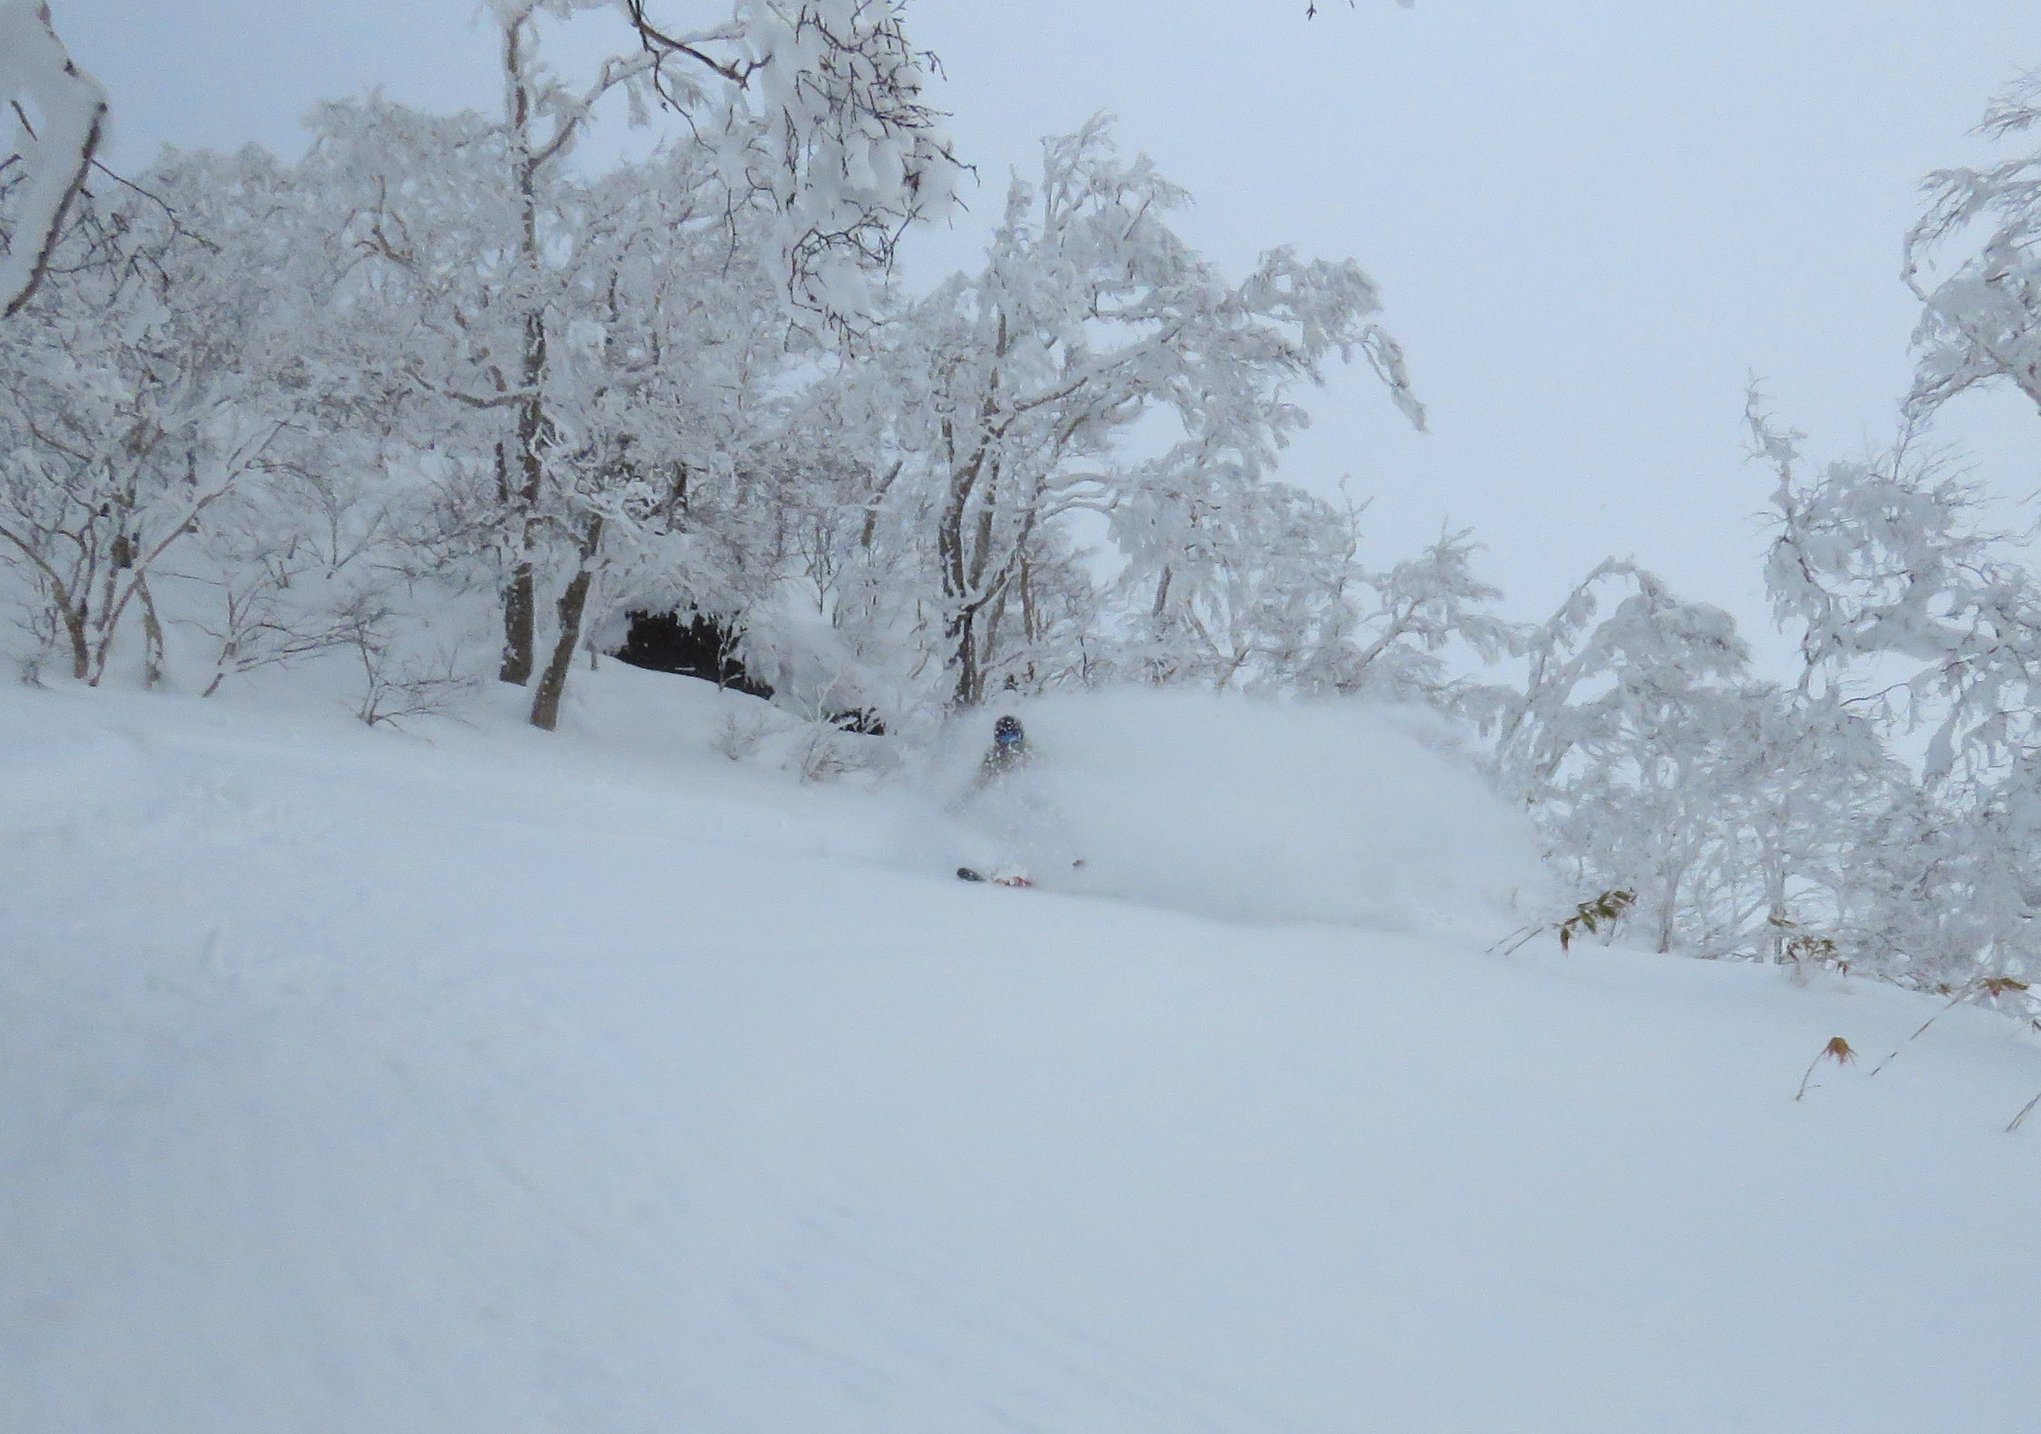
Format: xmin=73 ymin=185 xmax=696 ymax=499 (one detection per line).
xmin=4 ymin=670 xmax=2038 ymax=1433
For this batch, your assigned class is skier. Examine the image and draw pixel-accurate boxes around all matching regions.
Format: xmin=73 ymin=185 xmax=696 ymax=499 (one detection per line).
xmin=971 ymin=713 xmax=1029 ymax=791
xmin=957 ymin=714 xmax=1037 ymax=885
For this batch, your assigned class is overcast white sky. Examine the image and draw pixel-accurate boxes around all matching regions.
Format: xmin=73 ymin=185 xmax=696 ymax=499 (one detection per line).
xmin=53 ymin=0 xmax=2041 ymax=647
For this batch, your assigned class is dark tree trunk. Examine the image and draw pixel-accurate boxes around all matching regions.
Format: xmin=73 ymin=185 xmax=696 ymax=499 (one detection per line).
xmin=61 ymin=608 xmax=89 ymax=681
xmin=136 ymin=575 xmax=166 ymax=688
xmin=528 ymin=515 xmax=603 ymax=732
xmin=500 ymin=564 xmax=536 ymax=685
xmin=946 ymin=603 xmax=982 ymax=710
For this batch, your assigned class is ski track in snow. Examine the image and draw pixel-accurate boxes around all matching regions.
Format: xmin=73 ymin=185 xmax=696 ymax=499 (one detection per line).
xmin=3 ymin=671 xmax=2039 ymax=1432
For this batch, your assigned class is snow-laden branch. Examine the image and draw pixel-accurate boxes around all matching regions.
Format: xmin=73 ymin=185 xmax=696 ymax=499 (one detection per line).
xmin=0 ymin=0 xmax=107 ymax=319
xmin=623 ymin=0 xmax=961 ymax=320
xmin=1903 ymin=73 xmax=2041 ymax=423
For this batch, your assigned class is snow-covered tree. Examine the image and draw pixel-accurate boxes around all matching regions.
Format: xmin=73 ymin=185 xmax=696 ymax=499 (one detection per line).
xmin=1750 ymin=405 xmax=2041 ymax=988
xmin=296 ymin=1 xmax=954 ymax=730
xmin=312 ymin=98 xmax=789 ymax=723
xmin=3 ymin=7 xmax=1504 ymax=751
xmin=1105 ymin=478 xmax=1512 ymax=710
xmin=1252 ymin=516 xmax=1516 ymax=706
xmin=865 ymin=116 xmax=1423 ymax=709
xmin=0 ymin=0 xmax=106 ymax=319
xmin=1904 ymin=72 xmax=2041 ymax=422
xmin=0 ymin=148 xmax=355 ymax=688
xmin=623 ymin=0 xmax=959 ymax=319
xmin=1491 ymin=561 xmax=1759 ymax=953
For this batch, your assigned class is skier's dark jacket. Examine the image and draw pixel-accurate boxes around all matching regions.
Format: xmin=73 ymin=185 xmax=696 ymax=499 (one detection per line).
xmin=969 ymin=714 xmax=1028 ymax=793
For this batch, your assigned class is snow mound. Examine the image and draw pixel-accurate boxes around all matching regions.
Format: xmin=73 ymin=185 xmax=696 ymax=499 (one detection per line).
xmin=914 ymin=687 xmax=1547 ymax=931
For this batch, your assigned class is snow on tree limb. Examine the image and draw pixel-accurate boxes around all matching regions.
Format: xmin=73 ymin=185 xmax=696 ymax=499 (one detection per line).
xmin=1903 ymin=72 xmax=2041 ymax=421
xmin=622 ymin=0 xmax=960 ymax=320
xmin=0 ymin=0 xmax=107 ymax=319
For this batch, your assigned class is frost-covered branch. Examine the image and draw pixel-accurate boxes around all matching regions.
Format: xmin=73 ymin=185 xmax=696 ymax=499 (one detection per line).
xmin=623 ymin=0 xmax=961 ymax=318
xmin=0 ymin=0 xmax=107 ymax=318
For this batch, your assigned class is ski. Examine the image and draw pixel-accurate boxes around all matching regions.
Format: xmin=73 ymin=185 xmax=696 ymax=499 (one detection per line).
xmin=956 ymin=867 xmax=1034 ymax=887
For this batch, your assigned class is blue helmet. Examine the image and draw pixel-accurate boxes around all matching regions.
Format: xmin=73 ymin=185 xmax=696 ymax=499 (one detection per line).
xmin=993 ymin=714 xmax=1024 ymax=748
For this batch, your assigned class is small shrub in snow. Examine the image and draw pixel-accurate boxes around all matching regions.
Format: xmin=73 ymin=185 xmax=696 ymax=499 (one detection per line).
xmin=790 ymin=719 xmax=888 ymax=785
xmin=1772 ymin=917 xmax=1845 ymax=987
xmin=1559 ymin=888 xmax=1636 ymax=953
xmin=712 ymin=712 xmax=771 ymax=763
xmin=1493 ymin=887 xmax=1635 ymax=957
xmin=1794 ymin=1036 xmax=1857 ymax=1102
xmin=352 ymin=630 xmax=475 ymax=732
